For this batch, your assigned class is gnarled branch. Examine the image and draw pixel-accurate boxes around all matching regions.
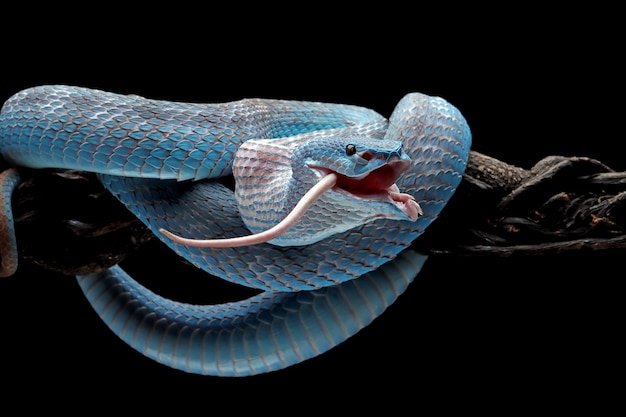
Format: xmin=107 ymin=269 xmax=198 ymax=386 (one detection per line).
xmin=4 ymin=149 xmax=626 ymax=275
xmin=413 ymin=152 xmax=626 ymax=256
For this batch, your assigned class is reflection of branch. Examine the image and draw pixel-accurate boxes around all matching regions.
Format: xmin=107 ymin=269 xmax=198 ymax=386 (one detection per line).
xmin=414 ymin=151 xmax=626 ymax=256
xmin=7 ymin=149 xmax=626 ymax=275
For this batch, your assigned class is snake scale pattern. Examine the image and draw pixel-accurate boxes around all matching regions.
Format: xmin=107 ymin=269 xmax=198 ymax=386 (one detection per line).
xmin=0 ymin=85 xmax=471 ymax=376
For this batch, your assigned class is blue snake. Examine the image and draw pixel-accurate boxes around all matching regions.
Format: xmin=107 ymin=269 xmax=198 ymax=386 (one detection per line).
xmin=0 ymin=85 xmax=471 ymax=376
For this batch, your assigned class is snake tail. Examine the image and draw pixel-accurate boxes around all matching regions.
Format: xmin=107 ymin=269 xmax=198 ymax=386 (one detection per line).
xmin=76 ymin=249 xmax=427 ymax=376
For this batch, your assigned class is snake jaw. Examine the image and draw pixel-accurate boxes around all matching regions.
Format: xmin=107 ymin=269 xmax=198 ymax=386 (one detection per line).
xmin=310 ymin=159 xmax=422 ymax=221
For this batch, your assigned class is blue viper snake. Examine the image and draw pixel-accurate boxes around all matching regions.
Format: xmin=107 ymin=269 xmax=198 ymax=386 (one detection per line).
xmin=0 ymin=85 xmax=471 ymax=376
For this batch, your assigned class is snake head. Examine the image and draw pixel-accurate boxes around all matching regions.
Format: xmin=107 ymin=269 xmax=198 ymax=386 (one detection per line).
xmin=302 ymin=135 xmax=422 ymax=220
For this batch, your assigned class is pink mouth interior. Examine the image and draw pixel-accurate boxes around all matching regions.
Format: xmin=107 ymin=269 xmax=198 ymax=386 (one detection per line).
xmin=311 ymin=159 xmax=421 ymax=221
xmin=335 ymin=160 xmax=410 ymax=194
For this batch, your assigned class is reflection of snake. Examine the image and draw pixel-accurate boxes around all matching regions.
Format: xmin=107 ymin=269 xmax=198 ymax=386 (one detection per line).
xmin=0 ymin=85 xmax=471 ymax=376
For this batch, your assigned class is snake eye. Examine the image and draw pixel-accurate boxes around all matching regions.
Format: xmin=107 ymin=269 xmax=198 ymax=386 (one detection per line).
xmin=345 ymin=144 xmax=357 ymax=156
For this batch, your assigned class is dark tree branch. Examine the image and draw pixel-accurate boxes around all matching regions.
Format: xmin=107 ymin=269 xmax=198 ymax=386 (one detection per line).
xmin=413 ymin=152 xmax=626 ymax=256
xmin=10 ymin=169 xmax=154 ymax=275
xmin=4 ymin=149 xmax=626 ymax=275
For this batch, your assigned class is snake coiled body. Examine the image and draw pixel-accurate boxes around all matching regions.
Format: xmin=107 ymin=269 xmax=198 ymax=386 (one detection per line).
xmin=0 ymin=85 xmax=471 ymax=376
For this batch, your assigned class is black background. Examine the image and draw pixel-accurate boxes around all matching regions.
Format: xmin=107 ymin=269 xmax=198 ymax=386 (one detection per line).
xmin=0 ymin=7 xmax=621 ymax=412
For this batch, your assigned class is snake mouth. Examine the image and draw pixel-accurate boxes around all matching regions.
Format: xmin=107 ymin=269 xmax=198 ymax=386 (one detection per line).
xmin=310 ymin=160 xmax=422 ymax=221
